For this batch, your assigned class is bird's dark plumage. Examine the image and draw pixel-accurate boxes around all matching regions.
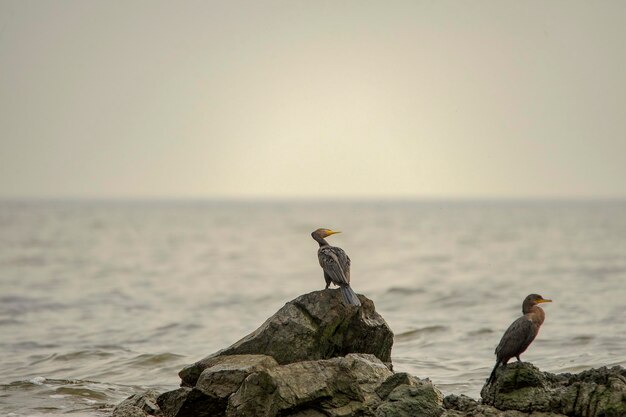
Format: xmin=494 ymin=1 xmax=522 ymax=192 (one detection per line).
xmin=487 ymin=293 xmax=552 ymax=384
xmin=311 ymin=228 xmax=360 ymax=306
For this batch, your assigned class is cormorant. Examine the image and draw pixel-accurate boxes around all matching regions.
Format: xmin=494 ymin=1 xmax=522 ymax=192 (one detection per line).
xmin=311 ymin=228 xmax=361 ymax=306
xmin=487 ymin=293 xmax=552 ymax=384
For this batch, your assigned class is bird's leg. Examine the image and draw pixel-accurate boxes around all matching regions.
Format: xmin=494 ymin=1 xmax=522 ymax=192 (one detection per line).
xmin=515 ymin=355 xmax=521 ymax=362
xmin=324 ymin=272 xmax=332 ymax=289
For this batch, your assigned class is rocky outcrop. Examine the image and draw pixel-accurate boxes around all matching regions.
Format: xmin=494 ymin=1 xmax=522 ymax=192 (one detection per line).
xmin=112 ymin=290 xmax=626 ymax=417
xmin=157 ymin=353 xmax=443 ymax=417
xmin=478 ymin=362 xmax=626 ymax=417
xmin=153 ymin=289 xmax=439 ymax=417
xmin=179 ymin=289 xmax=393 ymax=387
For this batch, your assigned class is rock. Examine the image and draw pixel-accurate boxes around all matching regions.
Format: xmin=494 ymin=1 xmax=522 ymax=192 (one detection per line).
xmin=157 ymin=355 xmax=278 ymax=417
xmin=194 ymin=354 xmax=279 ymax=398
xmin=480 ymin=362 xmax=626 ymax=417
xmin=376 ymin=373 xmax=418 ymax=400
xmin=157 ymin=387 xmax=217 ymax=417
xmin=285 ymin=411 xmax=327 ymax=417
xmin=443 ymin=394 xmax=480 ymax=414
xmin=179 ymin=353 xmax=278 ymax=388
xmin=157 ymin=353 xmax=442 ymax=417
xmin=375 ymin=382 xmax=444 ymax=417
xmin=226 ymin=353 xmax=391 ymax=417
xmin=441 ymin=393 xmax=566 ymax=417
xmin=113 ymin=389 xmax=163 ymax=417
xmin=179 ymin=290 xmax=393 ymax=386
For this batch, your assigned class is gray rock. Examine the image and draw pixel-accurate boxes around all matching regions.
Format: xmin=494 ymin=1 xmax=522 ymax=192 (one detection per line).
xmin=226 ymin=353 xmax=396 ymax=417
xmin=375 ymin=381 xmax=444 ymax=417
xmin=480 ymin=362 xmax=626 ymax=417
xmin=179 ymin=353 xmax=278 ymax=388
xmin=285 ymin=410 xmax=327 ymax=417
xmin=179 ymin=290 xmax=393 ymax=386
xmin=195 ymin=354 xmax=279 ymax=398
xmin=157 ymin=386 xmax=231 ymax=417
xmin=113 ymin=389 xmax=163 ymax=417
xmin=442 ymin=393 xmax=566 ymax=417
xmin=157 ymin=355 xmax=278 ymax=417
xmin=376 ymin=372 xmax=425 ymax=400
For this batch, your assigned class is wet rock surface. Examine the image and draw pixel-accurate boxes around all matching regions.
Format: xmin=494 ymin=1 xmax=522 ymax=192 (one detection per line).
xmin=112 ymin=291 xmax=626 ymax=417
xmin=479 ymin=362 xmax=626 ymax=417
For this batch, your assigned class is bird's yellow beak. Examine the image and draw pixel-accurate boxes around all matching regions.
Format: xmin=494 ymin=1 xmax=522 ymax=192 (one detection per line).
xmin=325 ymin=230 xmax=341 ymax=237
xmin=537 ymin=298 xmax=552 ymax=304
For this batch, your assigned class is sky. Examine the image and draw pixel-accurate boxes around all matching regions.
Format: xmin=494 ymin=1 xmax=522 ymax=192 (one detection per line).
xmin=1 ymin=0 xmax=625 ymax=199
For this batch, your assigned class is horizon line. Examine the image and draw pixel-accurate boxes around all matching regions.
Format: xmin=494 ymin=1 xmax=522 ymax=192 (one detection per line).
xmin=1 ymin=195 xmax=626 ymax=203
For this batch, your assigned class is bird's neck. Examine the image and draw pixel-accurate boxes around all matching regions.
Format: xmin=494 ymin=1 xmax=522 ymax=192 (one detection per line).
xmin=524 ymin=305 xmax=545 ymax=325
xmin=313 ymin=235 xmax=329 ymax=247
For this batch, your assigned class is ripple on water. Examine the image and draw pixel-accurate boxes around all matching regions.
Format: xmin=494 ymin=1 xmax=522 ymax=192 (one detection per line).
xmin=54 ymin=350 xmax=116 ymax=361
xmin=571 ymin=335 xmax=595 ymax=344
xmin=467 ymin=328 xmax=494 ymax=336
xmin=2 ymin=200 xmax=625 ymax=413
xmin=395 ymin=325 xmax=449 ymax=343
xmin=28 ymin=349 xmax=115 ymax=366
xmin=54 ymin=386 xmax=109 ymax=400
xmin=124 ymin=352 xmax=185 ymax=367
xmin=1 ymin=377 xmax=138 ymax=416
xmin=0 ymin=318 xmax=24 ymax=326
xmin=385 ymin=286 xmax=426 ymax=295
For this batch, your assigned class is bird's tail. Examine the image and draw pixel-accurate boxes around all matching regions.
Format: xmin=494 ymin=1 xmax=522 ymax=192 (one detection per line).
xmin=340 ymin=285 xmax=361 ymax=306
xmin=487 ymin=361 xmax=500 ymax=385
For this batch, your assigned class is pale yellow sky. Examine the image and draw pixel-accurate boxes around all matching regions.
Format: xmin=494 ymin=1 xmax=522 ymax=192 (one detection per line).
xmin=1 ymin=1 xmax=625 ymax=198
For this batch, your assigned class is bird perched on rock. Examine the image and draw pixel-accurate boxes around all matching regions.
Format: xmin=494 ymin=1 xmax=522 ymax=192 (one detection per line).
xmin=487 ymin=294 xmax=552 ymax=384
xmin=311 ymin=228 xmax=361 ymax=306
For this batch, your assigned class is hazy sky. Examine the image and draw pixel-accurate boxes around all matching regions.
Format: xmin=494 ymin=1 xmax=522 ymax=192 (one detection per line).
xmin=1 ymin=1 xmax=625 ymax=198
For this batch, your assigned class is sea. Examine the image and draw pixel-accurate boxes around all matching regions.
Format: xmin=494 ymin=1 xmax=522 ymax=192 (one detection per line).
xmin=1 ymin=199 xmax=625 ymax=416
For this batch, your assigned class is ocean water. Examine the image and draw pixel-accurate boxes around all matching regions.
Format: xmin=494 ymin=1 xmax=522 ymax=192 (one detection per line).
xmin=1 ymin=199 xmax=625 ymax=416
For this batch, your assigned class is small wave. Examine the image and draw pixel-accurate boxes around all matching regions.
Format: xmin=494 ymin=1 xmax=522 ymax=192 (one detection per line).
xmin=54 ymin=350 xmax=115 ymax=361
xmin=0 ymin=295 xmax=65 ymax=314
xmin=125 ymin=352 xmax=184 ymax=367
xmin=0 ymin=318 xmax=23 ymax=326
xmin=54 ymin=386 xmax=109 ymax=400
xmin=29 ymin=349 xmax=114 ymax=365
xmin=29 ymin=377 xmax=46 ymax=385
xmin=571 ymin=335 xmax=594 ymax=344
xmin=467 ymin=328 xmax=494 ymax=336
xmin=13 ymin=341 xmax=60 ymax=350
xmin=1 ymin=376 xmax=130 ymax=417
xmin=395 ymin=325 xmax=448 ymax=342
xmin=385 ymin=286 xmax=426 ymax=295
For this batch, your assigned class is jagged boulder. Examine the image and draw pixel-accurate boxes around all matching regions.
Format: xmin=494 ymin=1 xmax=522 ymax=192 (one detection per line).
xmin=480 ymin=362 xmax=626 ymax=417
xmin=179 ymin=289 xmax=393 ymax=386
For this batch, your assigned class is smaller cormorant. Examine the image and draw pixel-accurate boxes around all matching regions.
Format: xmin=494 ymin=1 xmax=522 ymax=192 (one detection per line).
xmin=311 ymin=228 xmax=361 ymax=306
xmin=487 ymin=293 xmax=552 ymax=384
